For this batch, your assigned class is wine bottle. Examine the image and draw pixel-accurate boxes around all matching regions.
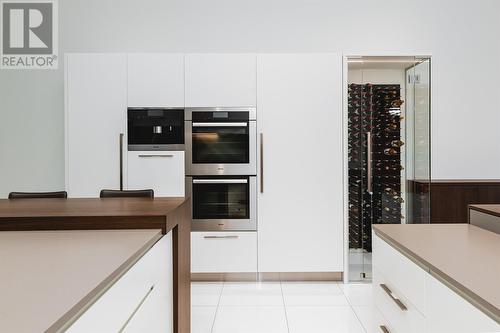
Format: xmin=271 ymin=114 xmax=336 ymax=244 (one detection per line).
xmin=384 ymin=148 xmax=398 ymax=156
xmin=391 ymin=99 xmax=404 ymax=108
xmin=391 ymin=140 xmax=405 ymax=148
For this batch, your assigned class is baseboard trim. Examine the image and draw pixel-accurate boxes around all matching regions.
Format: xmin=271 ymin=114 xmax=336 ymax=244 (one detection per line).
xmin=191 ymin=272 xmax=343 ymax=282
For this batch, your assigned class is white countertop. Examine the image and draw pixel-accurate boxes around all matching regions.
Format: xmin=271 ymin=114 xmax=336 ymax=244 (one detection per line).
xmin=0 ymin=229 xmax=162 ymax=333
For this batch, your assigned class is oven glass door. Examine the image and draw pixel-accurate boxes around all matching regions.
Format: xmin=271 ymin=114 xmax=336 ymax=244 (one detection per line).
xmin=192 ymin=178 xmax=249 ymax=220
xmin=192 ymin=122 xmax=249 ymax=164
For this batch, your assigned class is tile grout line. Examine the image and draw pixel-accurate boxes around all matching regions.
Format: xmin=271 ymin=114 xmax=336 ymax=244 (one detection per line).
xmin=279 ymin=280 xmax=291 ymax=333
xmin=339 ymin=284 xmax=368 ymax=333
xmin=210 ymin=281 xmax=225 ymax=333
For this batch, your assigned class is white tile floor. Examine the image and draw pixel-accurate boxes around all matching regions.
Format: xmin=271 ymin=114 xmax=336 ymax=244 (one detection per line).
xmin=192 ymin=281 xmax=374 ymax=333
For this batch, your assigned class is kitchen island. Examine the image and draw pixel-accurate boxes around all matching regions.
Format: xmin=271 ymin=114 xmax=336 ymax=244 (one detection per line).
xmin=372 ymin=223 xmax=500 ymax=333
xmin=0 ymin=197 xmax=190 ymax=333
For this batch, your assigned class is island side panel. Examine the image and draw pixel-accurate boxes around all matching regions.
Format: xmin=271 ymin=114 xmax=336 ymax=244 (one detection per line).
xmin=167 ymin=198 xmax=191 ymax=333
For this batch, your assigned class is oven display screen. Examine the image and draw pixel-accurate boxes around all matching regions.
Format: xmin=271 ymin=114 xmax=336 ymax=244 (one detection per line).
xmin=213 ymin=112 xmax=228 ymax=119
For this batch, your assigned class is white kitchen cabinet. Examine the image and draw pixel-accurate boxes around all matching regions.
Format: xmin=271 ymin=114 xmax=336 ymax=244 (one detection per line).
xmin=191 ymin=232 xmax=257 ymax=273
xmin=185 ymin=54 xmax=256 ymax=107
xmin=373 ymin=233 xmax=500 ymax=333
xmin=65 ymin=54 xmax=127 ymax=198
xmin=372 ymin=232 xmax=427 ymax=314
xmin=426 ymin=274 xmax=499 ymax=333
xmin=67 ymin=233 xmax=173 ymax=333
xmin=127 ymin=151 xmax=185 ymax=197
xmin=256 ymin=54 xmax=344 ymax=273
xmin=127 ymin=54 xmax=184 ymax=107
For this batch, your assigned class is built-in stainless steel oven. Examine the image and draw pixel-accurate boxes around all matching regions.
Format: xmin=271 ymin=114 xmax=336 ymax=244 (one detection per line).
xmin=186 ymin=176 xmax=257 ymax=231
xmin=185 ymin=107 xmax=256 ymax=175
xmin=128 ymin=108 xmax=184 ymax=151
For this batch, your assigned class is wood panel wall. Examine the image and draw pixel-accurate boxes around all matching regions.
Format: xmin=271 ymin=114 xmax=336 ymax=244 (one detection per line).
xmin=409 ymin=180 xmax=500 ymax=223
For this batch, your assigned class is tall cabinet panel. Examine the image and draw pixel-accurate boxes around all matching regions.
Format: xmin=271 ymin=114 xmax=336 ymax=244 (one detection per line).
xmin=185 ymin=54 xmax=256 ymax=107
xmin=127 ymin=54 xmax=184 ymax=107
xmin=257 ymin=54 xmax=344 ymax=272
xmin=65 ymin=54 xmax=127 ymax=198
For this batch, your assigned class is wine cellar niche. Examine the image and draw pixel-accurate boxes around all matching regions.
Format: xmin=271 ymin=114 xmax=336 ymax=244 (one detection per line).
xmin=348 ymin=83 xmax=404 ymax=252
xmin=346 ymin=56 xmax=431 ymax=282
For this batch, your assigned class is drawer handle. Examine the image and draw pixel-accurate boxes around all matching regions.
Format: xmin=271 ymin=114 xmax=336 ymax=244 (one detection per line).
xmin=379 ymin=284 xmax=407 ymax=311
xmin=380 ymin=325 xmax=390 ymax=333
xmin=118 ymin=284 xmax=155 ymax=332
xmin=204 ymin=235 xmax=239 ymax=239
xmin=138 ymin=154 xmax=174 ymax=158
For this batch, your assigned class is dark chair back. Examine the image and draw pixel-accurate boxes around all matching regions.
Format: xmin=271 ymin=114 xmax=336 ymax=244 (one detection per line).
xmin=99 ymin=189 xmax=154 ymax=198
xmin=8 ymin=191 xmax=68 ymax=199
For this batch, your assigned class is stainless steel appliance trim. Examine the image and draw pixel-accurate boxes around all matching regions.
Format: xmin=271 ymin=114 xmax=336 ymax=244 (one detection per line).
xmin=128 ymin=144 xmax=185 ymax=151
xmin=203 ymin=235 xmax=239 ymax=239
xmin=193 ymin=179 xmax=248 ymax=184
xmin=192 ymin=122 xmax=248 ymax=127
xmin=127 ymin=107 xmax=184 ymax=110
xmin=119 ymin=133 xmax=124 ymax=190
xmin=185 ymin=107 xmax=257 ymax=120
xmin=185 ymin=121 xmax=257 ymax=176
xmin=138 ymin=154 xmax=174 ymax=158
xmin=367 ymin=131 xmax=373 ymax=194
xmin=187 ymin=176 xmax=258 ymax=231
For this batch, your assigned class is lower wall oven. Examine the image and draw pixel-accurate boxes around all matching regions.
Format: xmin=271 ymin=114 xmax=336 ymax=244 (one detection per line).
xmin=186 ymin=176 xmax=257 ymax=231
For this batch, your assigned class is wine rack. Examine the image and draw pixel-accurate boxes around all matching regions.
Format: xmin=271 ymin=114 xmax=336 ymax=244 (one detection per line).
xmin=348 ymin=83 xmax=403 ymax=252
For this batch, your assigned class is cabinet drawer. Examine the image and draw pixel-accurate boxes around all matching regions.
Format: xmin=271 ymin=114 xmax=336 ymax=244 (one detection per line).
xmin=67 ymin=234 xmax=172 ymax=332
xmin=373 ymin=267 xmax=426 ymax=333
xmin=372 ymin=233 xmax=427 ymax=314
xmin=372 ymin=305 xmax=397 ymax=333
xmin=426 ymin=274 xmax=499 ymax=333
xmin=191 ymin=232 xmax=257 ymax=273
xmin=127 ymin=151 xmax=185 ymax=197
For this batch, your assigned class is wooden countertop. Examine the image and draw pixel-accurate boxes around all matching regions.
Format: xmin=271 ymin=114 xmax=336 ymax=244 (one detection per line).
xmin=0 ymin=197 xmax=187 ymax=233
xmin=0 ymin=229 xmax=162 ymax=333
xmin=0 ymin=197 xmax=186 ymax=218
xmin=373 ymin=224 xmax=500 ymax=324
xmin=469 ymin=204 xmax=500 ymax=218
xmin=0 ymin=197 xmax=191 ymax=333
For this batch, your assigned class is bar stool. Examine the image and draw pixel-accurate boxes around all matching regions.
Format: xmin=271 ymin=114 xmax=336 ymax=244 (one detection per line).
xmin=8 ymin=191 xmax=68 ymax=199
xmin=99 ymin=189 xmax=154 ymax=198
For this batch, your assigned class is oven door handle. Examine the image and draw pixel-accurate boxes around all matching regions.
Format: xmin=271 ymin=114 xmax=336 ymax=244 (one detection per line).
xmin=192 ymin=179 xmax=248 ymax=184
xmin=192 ymin=122 xmax=248 ymax=127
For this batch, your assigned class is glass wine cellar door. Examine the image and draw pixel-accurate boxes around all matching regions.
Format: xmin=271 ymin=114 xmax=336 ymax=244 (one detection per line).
xmin=347 ymin=56 xmax=431 ymax=281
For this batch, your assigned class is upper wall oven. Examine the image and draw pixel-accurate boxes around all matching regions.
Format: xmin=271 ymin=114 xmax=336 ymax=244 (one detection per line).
xmin=185 ymin=107 xmax=257 ymax=175
xmin=128 ymin=108 xmax=184 ymax=151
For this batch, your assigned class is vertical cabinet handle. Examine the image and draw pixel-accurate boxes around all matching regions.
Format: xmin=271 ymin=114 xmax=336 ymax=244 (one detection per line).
xmin=367 ymin=131 xmax=373 ymax=194
xmin=260 ymin=132 xmax=264 ymax=193
xmin=379 ymin=284 xmax=407 ymax=311
xmin=119 ymin=133 xmax=124 ymax=190
xmin=379 ymin=325 xmax=390 ymax=333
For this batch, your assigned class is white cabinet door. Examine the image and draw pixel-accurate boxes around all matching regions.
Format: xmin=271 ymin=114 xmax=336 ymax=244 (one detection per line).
xmin=127 ymin=54 xmax=184 ymax=107
xmin=257 ymin=54 xmax=344 ymax=272
xmin=65 ymin=54 xmax=127 ymax=198
xmin=185 ymin=54 xmax=256 ymax=107
xmin=426 ymin=274 xmax=500 ymax=333
xmin=67 ymin=233 xmax=173 ymax=333
xmin=191 ymin=232 xmax=258 ymax=273
xmin=127 ymin=151 xmax=185 ymax=197
xmin=121 ymin=233 xmax=174 ymax=333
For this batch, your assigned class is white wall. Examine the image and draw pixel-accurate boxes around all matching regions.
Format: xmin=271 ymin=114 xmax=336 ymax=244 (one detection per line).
xmin=1 ymin=0 xmax=500 ymax=197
